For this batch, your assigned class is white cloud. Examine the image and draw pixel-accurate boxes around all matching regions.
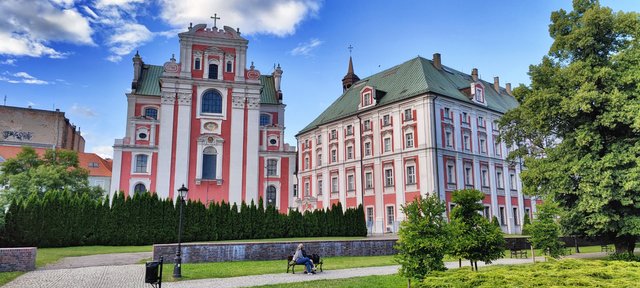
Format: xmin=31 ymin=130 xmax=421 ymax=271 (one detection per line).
xmin=290 ymin=38 xmax=323 ymax=56
xmin=158 ymin=0 xmax=322 ymax=37
xmin=0 ymin=0 xmax=94 ymax=58
xmin=91 ymin=145 xmax=114 ymax=159
xmin=0 ymin=59 xmax=16 ymax=65
xmin=70 ymin=103 xmax=97 ymax=117
xmin=105 ymin=23 xmax=153 ymax=62
xmin=0 ymin=71 xmax=50 ymax=85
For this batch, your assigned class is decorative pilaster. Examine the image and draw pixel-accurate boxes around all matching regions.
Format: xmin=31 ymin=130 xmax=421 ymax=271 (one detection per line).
xmin=156 ymin=92 xmax=176 ymax=198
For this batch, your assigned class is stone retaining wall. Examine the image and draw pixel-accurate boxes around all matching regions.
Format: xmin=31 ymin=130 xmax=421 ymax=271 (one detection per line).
xmin=0 ymin=247 xmax=36 ymax=272
xmin=153 ymin=239 xmax=397 ymax=263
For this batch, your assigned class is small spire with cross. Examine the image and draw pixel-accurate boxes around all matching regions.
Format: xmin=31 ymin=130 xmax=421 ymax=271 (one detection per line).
xmin=348 ymin=45 xmax=353 ymax=56
xmin=211 ymin=13 xmax=221 ymax=28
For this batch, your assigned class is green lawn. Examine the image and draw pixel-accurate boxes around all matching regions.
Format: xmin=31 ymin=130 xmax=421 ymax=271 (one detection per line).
xmin=36 ymin=245 xmax=153 ymax=267
xmin=163 ymin=255 xmax=397 ymax=282
xmin=0 ymin=272 xmax=23 ymax=287
xmin=259 ymin=274 xmax=407 ymax=288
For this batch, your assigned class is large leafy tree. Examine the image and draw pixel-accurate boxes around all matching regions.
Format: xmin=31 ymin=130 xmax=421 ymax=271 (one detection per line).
xmin=0 ymin=147 xmax=103 ymax=208
xmin=395 ymin=194 xmax=450 ymax=286
xmin=500 ymin=0 xmax=640 ymax=254
xmin=449 ymin=189 xmax=505 ymax=271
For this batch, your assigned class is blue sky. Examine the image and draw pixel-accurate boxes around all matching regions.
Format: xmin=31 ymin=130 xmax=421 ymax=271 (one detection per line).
xmin=0 ymin=0 xmax=638 ymax=158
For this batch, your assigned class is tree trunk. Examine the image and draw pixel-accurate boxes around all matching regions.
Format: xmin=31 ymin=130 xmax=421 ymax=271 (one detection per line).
xmin=474 ymin=261 xmax=478 ymax=271
xmin=459 ymin=258 xmax=462 ymax=268
xmin=407 ymin=278 xmax=411 ymax=288
xmin=613 ymin=236 xmax=637 ymax=255
xmin=469 ymin=260 xmax=474 ymax=271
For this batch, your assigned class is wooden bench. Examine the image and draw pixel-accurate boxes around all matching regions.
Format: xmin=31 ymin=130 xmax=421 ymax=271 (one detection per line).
xmin=510 ymin=249 xmax=528 ymax=258
xmin=601 ymin=245 xmax=614 ymax=253
xmin=286 ymin=255 xmax=323 ymax=274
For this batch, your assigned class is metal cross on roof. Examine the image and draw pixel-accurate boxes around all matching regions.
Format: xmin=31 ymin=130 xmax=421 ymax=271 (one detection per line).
xmin=348 ymin=45 xmax=353 ymax=56
xmin=211 ymin=13 xmax=221 ymax=28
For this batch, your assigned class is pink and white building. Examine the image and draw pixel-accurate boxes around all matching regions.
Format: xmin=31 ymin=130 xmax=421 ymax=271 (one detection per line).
xmin=110 ymin=23 xmax=296 ymax=212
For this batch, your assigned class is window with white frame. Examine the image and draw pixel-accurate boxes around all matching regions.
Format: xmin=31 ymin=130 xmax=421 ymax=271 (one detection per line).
xmin=347 ymin=146 xmax=353 ymax=159
xmin=363 ymin=92 xmax=372 ymax=106
xmin=483 ymin=206 xmax=491 ymax=219
xmin=499 ymin=206 xmax=506 ymax=225
xmin=479 ymin=136 xmax=487 ymax=153
xmin=364 ymin=141 xmax=372 ymax=156
xmin=194 ymin=57 xmax=201 ymax=70
xmin=317 ymin=134 xmax=322 ymax=145
xmin=446 ymin=161 xmax=456 ymax=184
xmin=475 ymin=86 xmax=484 ymax=103
xmin=404 ymin=108 xmax=412 ymax=121
xmin=365 ymin=171 xmax=373 ymax=189
xmin=266 ymin=159 xmax=278 ymax=176
xmin=331 ymin=176 xmax=338 ymax=193
xmin=201 ymin=89 xmax=223 ymax=114
xmin=317 ymin=152 xmax=322 ymax=166
xmin=384 ymin=137 xmax=391 ymax=152
xmin=144 ymin=107 xmax=158 ymax=120
xmin=494 ymin=139 xmax=501 ymax=156
xmin=226 ymin=60 xmax=233 ymax=72
xmin=464 ymin=163 xmax=473 ymax=186
xmin=363 ymin=119 xmax=371 ymax=131
xmin=346 ymin=125 xmax=353 ymax=136
xmin=444 ymin=107 xmax=451 ymax=119
xmin=259 ymin=113 xmax=271 ymax=126
xmin=478 ymin=116 xmax=485 ymax=128
xmin=513 ymin=207 xmax=520 ymax=225
xmin=304 ymin=181 xmax=310 ymax=196
xmin=304 ymin=156 xmax=309 ymax=169
xmin=386 ymin=206 xmax=395 ymax=227
xmin=134 ymin=183 xmax=147 ymax=195
xmin=445 ymin=128 xmax=453 ymax=148
xmin=481 ymin=166 xmax=489 ymax=187
xmin=496 ymin=170 xmax=504 ymax=189
xmin=462 ymin=112 xmax=469 ymax=124
xmin=367 ymin=207 xmax=374 ymax=225
xmin=383 ymin=115 xmax=390 ymax=126
xmin=405 ymin=132 xmax=414 ymax=148
xmin=347 ymin=174 xmax=355 ymax=191
xmin=330 ymin=129 xmax=337 ymax=140
xmin=463 ymin=132 xmax=471 ymax=151
xmin=266 ymin=185 xmax=276 ymax=206
xmin=331 ymin=149 xmax=337 ymax=163
xmin=134 ymin=154 xmax=148 ymax=173
xmin=510 ymin=173 xmax=517 ymax=190
xmin=406 ymin=165 xmax=416 ymax=185
xmin=317 ymin=179 xmax=323 ymax=195
xmin=384 ymin=167 xmax=394 ymax=187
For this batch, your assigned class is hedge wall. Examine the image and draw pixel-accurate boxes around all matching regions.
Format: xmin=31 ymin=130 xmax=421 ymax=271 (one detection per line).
xmin=0 ymin=191 xmax=367 ymax=248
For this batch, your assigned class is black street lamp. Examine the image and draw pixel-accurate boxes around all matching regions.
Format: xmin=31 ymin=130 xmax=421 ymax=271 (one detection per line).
xmin=173 ymin=184 xmax=188 ymax=278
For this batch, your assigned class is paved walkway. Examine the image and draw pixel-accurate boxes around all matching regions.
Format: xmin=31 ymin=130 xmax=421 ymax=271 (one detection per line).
xmin=41 ymin=252 xmax=152 ymax=270
xmin=5 ymin=250 xmax=626 ymax=288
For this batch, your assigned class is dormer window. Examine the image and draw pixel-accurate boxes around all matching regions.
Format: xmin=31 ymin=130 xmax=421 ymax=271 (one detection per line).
xmin=362 ymin=92 xmax=373 ymax=106
xmin=474 ymin=85 xmax=485 ymax=103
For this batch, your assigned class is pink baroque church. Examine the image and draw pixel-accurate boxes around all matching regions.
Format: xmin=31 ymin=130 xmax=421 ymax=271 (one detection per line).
xmin=110 ymin=23 xmax=297 ymax=212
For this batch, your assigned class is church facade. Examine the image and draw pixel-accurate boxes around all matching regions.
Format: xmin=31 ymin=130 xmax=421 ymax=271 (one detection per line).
xmin=110 ymin=23 xmax=296 ymax=212
xmin=296 ymin=54 xmax=540 ymax=234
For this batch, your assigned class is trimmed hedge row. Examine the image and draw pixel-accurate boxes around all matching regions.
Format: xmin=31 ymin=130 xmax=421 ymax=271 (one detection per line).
xmin=0 ymin=191 xmax=367 ymax=248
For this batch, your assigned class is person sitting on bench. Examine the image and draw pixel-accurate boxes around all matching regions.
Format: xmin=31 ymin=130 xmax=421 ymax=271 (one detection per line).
xmin=293 ymin=243 xmax=316 ymax=274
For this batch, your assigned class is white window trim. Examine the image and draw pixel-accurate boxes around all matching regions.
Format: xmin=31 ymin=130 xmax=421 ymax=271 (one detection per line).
xmin=347 ymin=174 xmax=355 ymax=191
xmin=406 ymin=165 xmax=416 ymax=185
xmin=196 ymin=87 xmax=227 ymax=120
xmin=265 ymin=157 xmax=281 ymax=177
xmin=136 ymin=127 xmax=150 ymax=141
xmin=260 ymin=113 xmax=273 ymax=126
xmin=141 ymin=105 xmax=160 ymax=120
xmin=131 ymin=152 xmax=152 ymax=175
xmin=129 ymin=178 xmax=151 ymax=197
xmin=195 ymin=135 xmax=224 ymax=184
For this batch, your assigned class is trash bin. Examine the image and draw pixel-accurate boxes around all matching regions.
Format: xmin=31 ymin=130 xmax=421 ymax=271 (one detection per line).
xmin=145 ymin=260 xmax=161 ymax=284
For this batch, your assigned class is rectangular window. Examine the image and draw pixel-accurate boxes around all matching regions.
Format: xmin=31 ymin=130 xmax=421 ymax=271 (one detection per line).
xmin=406 ymin=166 xmax=416 ymax=185
xmin=135 ymin=155 xmax=148 ymax=173
xmin=525 ymin=208 xmax=531 ymax=219
xmin=499 ymin=207 xmax=506 ymax=226
xmin=365 ymin=172 xmax=373 ymax=189
xmin=445 ymin=130 xmax=453 ymax=147
xmin=331 ymin=129 xmax=337 ymax=140
xmin=304 ymin=157 xmax=309 ymax=169
xmin=386 ymin=206 xmax=395 ymax=227
xmin=405 ymin=133 xmax=414 ymax=148
xmin=346 ymin=125 xmax=353 ymax=136
xmin=331 ymin=176 xmax=338 ymax=193
xmin=367 ymin=207 xmax=374 ymax=225
xmin=363 ymin=93 xmax=372 ymax=106
xmin=463 ymin=134 xmax=470 ymax=151
xmin=347 ymin=175 xmax=355 ymax=191
xmin=462 ymin=112 xmax=469 ymax=124
xmin=317 ymin=135 xmax=322 ymax=145
xmin=317 ymin=153 xmax=322 ymax=166
xmin=447 ymin=163 xmax=455 ymax=184
xmin=208 ymin=64 xmax=218 ymax=79
xmin=404 ymin=109 xmax=412 ymax=121
xmin=331 ymin=150 xmax=337 ymax=163
xmin=478 ymin=116 xmax=485 ymax=127
xmin=383 ymin=115 xmax=390 ymax=126
xmin=347 ymin=146 xmax=353 ymax=159
xmin=494 ymin=139 xmax=501 ymax=156
xmin=293 ymin=184 xmax=298 ymax=197
xmin=384 ymin=137 xmax=391 ymax=152
xmin=304 ymin=182 xmax=310 ymax=196
xmin=510 ymin=173 xmax=517 ymax=190
xmin=317 ymin=179 xmax=323 ymax=195
xmin=385 ymin=168 xmax=394 ymax=187
xmin=483 ymin=206 xmax=491 ymax=220
xmin=480 ymin=138 xmax=487 ymax=153
xmin=364 ymin=142 xmax=372 ymax=156
xmin=266 ymin=159 xmax=278 ymax=176
xmin=513 ymin=207 xmax=520 ymax=225
xmin=496 ymin=170 xmax=504 ymax=189
xmin=444 ymin=107 xmax=451 ymax=119
xmin=481 ymin=168 xmax=489 ymax=187
xmin=364 ymin=120 xmax=371 ymax=131
xmin=464 ymin=165 xmax=472 ymax=186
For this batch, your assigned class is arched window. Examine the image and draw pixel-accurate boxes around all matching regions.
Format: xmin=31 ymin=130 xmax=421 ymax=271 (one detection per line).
xmin=208 ymin=64 xmax=218 ymax=79
xmin=194 ymin=58 xmax=201 ymax=70
xmin=134 ymin=154 xmax=148 ymax=173
xmin=144 ymin=107 xmax=158 ymax=119
xmin=134 ymin=183 xmax=146 ymax=195
xmin=266 ymin=185 xmax=276 ymax=206
xmin=260 ymin=113 xmax=271 ymax=126
xmin=226 ymin=61 xmax=233 ymax=72
xmin=201 ymin=90 xmax=222 ymax=113
xmin=202 ymin=146 xmax=217 ymax=179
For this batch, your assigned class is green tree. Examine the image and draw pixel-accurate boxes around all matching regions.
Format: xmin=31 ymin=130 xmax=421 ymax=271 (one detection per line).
xmin=526 ymin=203 xmax=566 ymax=258
xmin=395 ymin=194 xmax=450 ymax=287
xmin=449 ymin=189 xmax=505 ymax=271
xmin=521 ymin=212 xmax=532 ymax=235
xmin=499 ymin=0 xmax=640 ymax=254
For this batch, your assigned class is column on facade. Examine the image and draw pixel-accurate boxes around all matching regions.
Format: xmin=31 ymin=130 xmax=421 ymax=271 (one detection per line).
xmin=228 ymin=94 xmax=245 ymax=205
xmin=173 ymin=92 xmax=192 ymax=200
xmin=515 ymin=163 xmax=526 ymax=228
xmin=245 ymin=96 xmax=261 ymax=203
xmin=156 ymin=92 xmax=176 ymax=199
xmin=503 ymin=164 xmax=514 ymax=233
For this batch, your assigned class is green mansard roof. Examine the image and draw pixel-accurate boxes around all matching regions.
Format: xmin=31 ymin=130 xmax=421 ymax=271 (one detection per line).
xmin=298 ymin=56 xmax=519 ymax=135
xmin=134 ymin=65 xmax=280 ymax=105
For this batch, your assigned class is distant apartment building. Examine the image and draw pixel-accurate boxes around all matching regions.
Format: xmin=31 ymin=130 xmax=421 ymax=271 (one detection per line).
xmin=296 ymin=54 xmax=540 ymax=234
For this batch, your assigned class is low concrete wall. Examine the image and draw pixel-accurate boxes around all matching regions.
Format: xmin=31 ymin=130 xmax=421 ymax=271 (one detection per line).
xmin=153 ymin=239 xmax=398 ymax=263
xmin=0 ymin=247 xmax=36 ymax=272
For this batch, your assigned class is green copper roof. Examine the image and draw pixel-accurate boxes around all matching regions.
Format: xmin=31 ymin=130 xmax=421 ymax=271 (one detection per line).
xmin=298 ymin=56 xmax=519 ymax=135
xmin=136 ymin=64 xmax=163 ymax=96
xmin=260 ymin=75 xmax=280 ymax=104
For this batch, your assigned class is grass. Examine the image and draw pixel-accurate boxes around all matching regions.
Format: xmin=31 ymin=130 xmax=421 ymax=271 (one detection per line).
xmin=0 ymin=272 xmax=23 ymax=287
xmin=36 ymin=245 xmax=152 ymax=267
xmin=259 ymin=274 xmax=407 ymax=288
xmin=162 ymin=255 xmax=397 ymax=282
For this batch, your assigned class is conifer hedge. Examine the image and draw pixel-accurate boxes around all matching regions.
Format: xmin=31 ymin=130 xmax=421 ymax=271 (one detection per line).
xmin=0 ymin=191 xmax=367 ymax=248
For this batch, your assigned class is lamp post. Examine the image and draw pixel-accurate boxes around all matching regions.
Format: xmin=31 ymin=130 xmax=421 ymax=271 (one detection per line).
xmin=173 ymin=184 xmax=188 ymax=278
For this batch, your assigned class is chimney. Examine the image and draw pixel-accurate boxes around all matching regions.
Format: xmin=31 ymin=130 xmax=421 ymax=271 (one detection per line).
xmin=494 ymin=76 xmax=500 ymax=92
xmin=433 ymin=53 xmax=442 ymax=70
xmin=273 ymin=63 xmax=283 ymax=92
xmin=471 ymin=68 xmax=478 ymax=82
xmin=506 ymin=83 xmax=512 ymax=95
xmin=132 ymin=51 xmax=143 ymax=91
